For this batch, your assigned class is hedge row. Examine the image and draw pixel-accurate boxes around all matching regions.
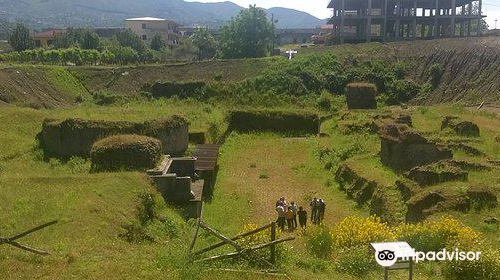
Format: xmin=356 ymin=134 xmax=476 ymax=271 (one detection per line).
xmin=228 ymin=109 xmax=320 ymax=135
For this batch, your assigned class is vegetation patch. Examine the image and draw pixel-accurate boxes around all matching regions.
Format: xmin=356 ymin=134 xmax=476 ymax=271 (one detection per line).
xmin=146 ymin=80 xmax=206 ymax=99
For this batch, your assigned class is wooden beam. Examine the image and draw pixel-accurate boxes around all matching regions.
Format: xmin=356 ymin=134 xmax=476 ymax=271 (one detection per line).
xmin=195 ymin=237 xmax=295 ymax=263
xmin=270 ymin=222 xmax=276 ymax=265
xmin=199 ymin=222 xmax=243 ymax=251
xmin=0 ymin=220 xmax=58 ymax=244
xmin=194 ymin=222 xmax=272 ymax=256
xmin=188 ymin=218 xmax=201 ymax=256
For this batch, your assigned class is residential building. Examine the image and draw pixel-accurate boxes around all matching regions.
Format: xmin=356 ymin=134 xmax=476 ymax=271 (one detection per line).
xmin=33 ymin=29 xmax=66 ymax=48
xmin=124 ymin=17 xmax=180 ymax=45
xmin=327 ymin=0 xmax=486 ymax=44
xmin=275 ymin=28 xmax=323 ymax=45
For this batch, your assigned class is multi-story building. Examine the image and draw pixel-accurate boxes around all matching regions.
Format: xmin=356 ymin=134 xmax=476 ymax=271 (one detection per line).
xmin=124 ymin=17 xmax=180 ymax=45
xmin=327 ymin=0 xmax=485 ymax=43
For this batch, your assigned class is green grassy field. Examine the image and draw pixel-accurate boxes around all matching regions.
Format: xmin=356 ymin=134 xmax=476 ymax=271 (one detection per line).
xmin=0 ymin=100 xmax=464 ymax=279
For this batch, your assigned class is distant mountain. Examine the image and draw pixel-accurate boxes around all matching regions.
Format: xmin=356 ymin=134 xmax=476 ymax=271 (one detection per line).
xmin=267 ymin=7 xmax=327 ymax=29
xmin=0 ymin=0 xmax=326 ymax=30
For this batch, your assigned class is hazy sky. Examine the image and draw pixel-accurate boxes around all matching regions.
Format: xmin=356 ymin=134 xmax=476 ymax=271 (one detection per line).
xmin=190 ymin=0 xmax=500 ymax=29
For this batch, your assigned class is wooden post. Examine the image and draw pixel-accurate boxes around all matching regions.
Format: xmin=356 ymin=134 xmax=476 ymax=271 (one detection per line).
xmin=270 ymin=222 xmax=276 ymax=265
xmin=384 ymin=267 xmax=389 ymax=280
xmin=409 ymin=259 xmax=414 ymax=280
xmin=188 ymin=218 xmax=201 ymax=257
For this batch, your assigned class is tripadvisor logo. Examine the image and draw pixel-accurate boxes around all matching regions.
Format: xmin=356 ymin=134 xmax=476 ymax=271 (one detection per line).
xmin=374 ymin=245 xmax=482 ymax=266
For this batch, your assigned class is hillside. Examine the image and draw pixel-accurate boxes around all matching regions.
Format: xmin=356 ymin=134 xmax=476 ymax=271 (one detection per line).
xmin=0 ymin=0 xmax=325 ymax=29
xmin=2 ymin=37 xmax=499 ymax=109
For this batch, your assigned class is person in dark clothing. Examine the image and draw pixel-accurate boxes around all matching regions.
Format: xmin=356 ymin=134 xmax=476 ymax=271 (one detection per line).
xmin=276 ymin=204 xmax=286 ymax=231
xmin=317 ymin=199 xmax=326 ymax=224
xmin=290 ymin=202 xmax=298 ymax=229
xmin=297 ymin=206 xmax=307 ymax=228
xmin=285 ymin=206 xmax=294 ymax=232
xmin=310 ymin=197 xmax=318 ymax=224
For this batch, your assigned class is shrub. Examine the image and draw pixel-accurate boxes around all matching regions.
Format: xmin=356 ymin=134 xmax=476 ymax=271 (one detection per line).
xmin=306 ymin=225 xmax=334 ymax=258
xmin=228 ymin=109 xmax=320 ymax=136
xmin=147 ymin=81 xmax=206 ymax=99
xmin=429 ymin=63 xmax=444 ymax=89
xmin=90 ymin=134 xmax=162 ymax=172
xmin=92 ymin=91 xmax=121 ymax=105
xmin=331 ymin=216 xmax=395 ymax=249
xmin=443 ymin=247 xmax=500 ymax=280
xmin=394 ymin=217 xmax=481 ymax=252
xmin=386 ymin=79 xmax=421 ymax=105
xmin=334 ymin=246 xmax=376 ymax=276
xmin=316 ymin=91 xmax=333 ymax=110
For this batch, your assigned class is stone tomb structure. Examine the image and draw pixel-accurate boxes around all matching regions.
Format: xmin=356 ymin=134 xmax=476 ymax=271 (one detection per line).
xmin=380 ymin=123 xmax=452 ymax=171
xmin=147 ymin=144 xmax=220 ymax=218
xmin=38 ymin=116 xmax=188 ymax=158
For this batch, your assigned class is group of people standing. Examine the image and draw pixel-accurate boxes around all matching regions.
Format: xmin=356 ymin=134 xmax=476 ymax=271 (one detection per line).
xmin=309 ymin=197 xmax=326 ymax=225
xmin=275 ymin=196 xmax=326 ymax=231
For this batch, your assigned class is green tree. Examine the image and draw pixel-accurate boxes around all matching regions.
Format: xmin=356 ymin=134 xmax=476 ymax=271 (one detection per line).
xmin=9 ymin=23 xmax=34 ymax=51
xmin=150 ymin=33 xmax=166 ymax=51
xmin=190 ymin=28 xmax=217 ymax=60
xmin=81 ymin=29 xmax=100 ymax=50
xmin=114 ymin=29 xmax=146 ymax=54
xmin=219 ymin=5 xmax=274 ymax=59
xmin=172 ymin=39 xmax=198 ymax=60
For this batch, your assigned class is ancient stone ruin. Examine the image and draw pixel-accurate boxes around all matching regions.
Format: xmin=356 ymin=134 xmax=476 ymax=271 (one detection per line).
xmin=441 ymin=116 xmax=480 ymax=137
xmin=38 ymin=116 xmax=188 ymax=158
xmin=380 ymin=124 xmax=452 ymax=171
xmin=345 ymin=83 xmax=377 ymax=110
xmin=406 ymin=160 xmax=468 ymax=186
xmin=147 ymin=144 xmax=220 ymax=218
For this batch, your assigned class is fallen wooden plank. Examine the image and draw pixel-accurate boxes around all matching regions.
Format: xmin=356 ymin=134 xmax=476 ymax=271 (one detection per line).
xmin=193 ymin=222 xmax=272 ymax=256
xmin=194 ymin=237 xmax=294 ymax=263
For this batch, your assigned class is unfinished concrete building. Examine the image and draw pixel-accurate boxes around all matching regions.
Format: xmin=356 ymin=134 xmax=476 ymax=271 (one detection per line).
xmin=327 ymin=0 xmax=485 ymax=43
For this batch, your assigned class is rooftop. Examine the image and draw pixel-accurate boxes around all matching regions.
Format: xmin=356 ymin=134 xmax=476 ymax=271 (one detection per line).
xmin=125 ymin=17 xmax=166 ymax=21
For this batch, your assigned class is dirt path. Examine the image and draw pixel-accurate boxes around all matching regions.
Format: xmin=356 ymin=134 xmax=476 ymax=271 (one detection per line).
xmin=204 ymin=134 xmax=363 ymax=233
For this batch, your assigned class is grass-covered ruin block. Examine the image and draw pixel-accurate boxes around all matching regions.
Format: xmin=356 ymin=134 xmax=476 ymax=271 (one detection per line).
xmin=38 ymin=116 xmax=188 ymax=158
xmin=346 ymin=83 xmax=377 ymax=110
xmin=90 ymin=134 xmax=163 ymax=172
xmin=228 ymin=109 xmax=320 ymax=135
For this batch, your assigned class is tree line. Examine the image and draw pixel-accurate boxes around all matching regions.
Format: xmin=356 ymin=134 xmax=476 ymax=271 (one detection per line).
xmin=1 ymin=5 xmax=276 ymax=65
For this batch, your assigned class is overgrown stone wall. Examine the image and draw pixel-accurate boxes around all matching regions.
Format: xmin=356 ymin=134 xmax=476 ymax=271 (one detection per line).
xmin=228 ymin=109 xmax=320 ymax=135
xmin=146 ymin=81 xmax=206 ymax=99
xmin=38 ymin=116 xmax=188 ymax=158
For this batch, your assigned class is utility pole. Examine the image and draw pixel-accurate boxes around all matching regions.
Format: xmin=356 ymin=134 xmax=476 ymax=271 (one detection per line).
xmin=496 ymin=19 xmax=498 ymax=30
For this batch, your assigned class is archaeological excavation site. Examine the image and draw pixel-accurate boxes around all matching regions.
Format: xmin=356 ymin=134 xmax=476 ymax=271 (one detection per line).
xmin=1 ymin=5 xmax=500 ymax=278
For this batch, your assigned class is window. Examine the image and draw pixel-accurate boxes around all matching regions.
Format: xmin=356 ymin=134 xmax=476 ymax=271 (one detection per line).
xmin=142 ymin=35 xmax=147 ymax=40
xmin=142 ymin=23 xmax=147 ymax=29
